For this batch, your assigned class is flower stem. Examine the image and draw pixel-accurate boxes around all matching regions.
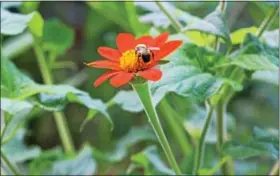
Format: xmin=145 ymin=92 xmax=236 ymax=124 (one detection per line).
xmin=159 ymin=99 xmax=191 ymax=158
xmin=192 ymin=101 xmax=214 ymax=174
xmin=33 ymin=41 xmax=75 ymax=156
xmin=1 ymin=150 xmax=21 ymax=175
xmin=257 ymin=6 xmax=279 ymax=37
xmin=155 ymin=1 xmax=182 ymax=33
xmin=132 ymin=83 xmax=182 ymax=175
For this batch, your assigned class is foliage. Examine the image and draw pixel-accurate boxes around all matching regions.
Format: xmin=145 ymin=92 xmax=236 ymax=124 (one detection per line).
xmin=0 ymin=1 xmax=278 ymax=175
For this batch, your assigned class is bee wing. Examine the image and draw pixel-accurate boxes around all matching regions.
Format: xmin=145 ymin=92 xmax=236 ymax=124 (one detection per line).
xmin=148 ymin=47 xmax=160 ymax=51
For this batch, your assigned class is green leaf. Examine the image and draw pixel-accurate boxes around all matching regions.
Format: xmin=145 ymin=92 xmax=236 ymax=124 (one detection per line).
xmin=137 ymin=2 xmax=200 ymax=29
xmin=20 ymin=1 xmax=40 ymax=14
xmin=124 ymin=2 xmax=149 ymax=35
xmin=182 ymin=8 xmax=231 ymax=44
xmin=1 ymin=98 xmax=34 ymax=141
xmin=28 ymin=147 xmax=64 ymax=175
xmin=1 ymin=9 xmax=34 ymax=35
xmin=51 ymin=146 xmax=96 ymax=175
xmin=224 ymin=54 xmax=278 ymax=71
xmin=127 ymin=146 xmax=175 ymax=175
xmin=230 ymin=26 xmax=258 ymax=45
xmin=222 ymin=127 xmax=278 ymax=160
xmin=28 ymin=11 xmax=44 ymax=37
xmin=1 ymin=59 xmax=113 ymax=129
xmin=42 ymin=19 xmax=74 ymax=54
xmin=1 ymin=129 xmax=41 ymax=162
xmin=92 ymin=125 xmax=156 ymax=162
xmin=87 ymin=2 xmax=131 ymax=30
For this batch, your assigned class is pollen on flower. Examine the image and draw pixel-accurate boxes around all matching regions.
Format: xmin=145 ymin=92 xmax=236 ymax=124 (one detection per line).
xmin=120 ymin=49 xmax=151 ymax=72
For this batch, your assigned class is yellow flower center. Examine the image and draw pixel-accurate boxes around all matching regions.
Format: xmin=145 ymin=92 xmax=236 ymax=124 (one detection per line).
xmin=120 ymin=49 xmax=151 ymax=72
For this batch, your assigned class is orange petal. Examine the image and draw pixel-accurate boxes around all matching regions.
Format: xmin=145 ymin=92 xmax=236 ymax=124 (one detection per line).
xmin=98 ymin=47 xmax=121 ymax=61
xmin=86 ymin=60 xmax=120 ymax=70
xmin=155 ymin=32 xmax=169 ymax=47
xmin=110 ymin=72 xmax=134 ymax=87
xmin=135 ymin=36 xmax=154 ymax=46
xmin=116 ymin=33 xmax=135 ymax=53
xmin=154 ymin=40 xmax=183 ymax=61
xmin=138 ymin=68 xmax=162 ymax=81
xmin=94 ymin=71 xmax=121 ymax=87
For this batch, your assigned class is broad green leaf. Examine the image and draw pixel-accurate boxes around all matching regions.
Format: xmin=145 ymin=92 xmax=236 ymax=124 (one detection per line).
xmin=230 ymin=26 xmax=258 ymax=45
xmin=28 ymin=147 xmax=64 ymax=175
xmin=92 ymin=125 xmax=156 ymax=162
xmin=186 ymin=31 xmax=216 ymax=47
xmin=28 ymin=11 xmax=44 ymax=37
xmin=127 ymin=146 xmax=175 ymax=175
xmin=124 ymin=2 xmax=149 ymax=36
xmin=223 ymin=54 xmax=278 ymax=71
xmin=1 ymin=59 xmax=113 ymax=129
xmin=1 ymin=9 xmax=34 ymax=35
xmin=137 ymin=2 xmax=200 ymax=29
xmin=112 ymin=91 xmax=143 ymax=113
xmin=20 ymin=1 xmax=40 ymax=14
xmin=51 ymin=146 xmax=96 ymax=175
xmin=222 ymin=141 xmax=277 ymax=160
xmin=222 ymin=127 xmax=278 ymax=160
xmin=42 ymin=19 xmax=74 ymax=54
xmin=261 ymin=1 xmax=279 ymax=7
xmin=182 ymin=7 xmax=231 ymax=44
xmin=2 ymin=129 xmax=41 ymax=162
xmin=87 ymin=2 xmax=131 ymax=30
xmin=1 ymin=98 xmax=34 ymax=141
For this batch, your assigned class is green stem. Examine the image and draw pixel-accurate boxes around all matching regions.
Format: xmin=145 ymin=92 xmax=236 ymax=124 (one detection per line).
xmin=269 ymin=161 xmax=279 ymax=176
xmin=257 ymin=6 xmax=279 ymax=37
xmin=1 ymin=150 xmax=21 ymax=175
xmin=132 ymin=83 xmax=182 ymax=175
xmin=192 ymin=101 xmax=214 ymax=174
xmin=155 ymin=1 xmax=182 ymax=33
xmin=159 ymin=99 xmax=191 ymax=157
xmin=33 ymin=40 xmax=75 ymax=156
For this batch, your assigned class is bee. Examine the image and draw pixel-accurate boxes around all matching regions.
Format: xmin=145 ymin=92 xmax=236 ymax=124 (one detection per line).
xmin=135 ymin=44 xmax=160 ymax=63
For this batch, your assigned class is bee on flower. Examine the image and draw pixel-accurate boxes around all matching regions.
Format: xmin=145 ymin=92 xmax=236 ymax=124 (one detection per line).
xmin=85 ymin=33 xmax=182 ymax=87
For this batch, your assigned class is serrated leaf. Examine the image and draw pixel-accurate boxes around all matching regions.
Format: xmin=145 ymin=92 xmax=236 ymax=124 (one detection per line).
xmin=230 ymin=26 xmax=258 ymax=45
xmin=128 ymin=146 xmax=175 ymax=175
xmin=28 ymin=11 xmax=44 ymax=37
xmin=1 ymin=129 xmax=41 ymax=162
xmin=1 ymin=59 xmax=113 ymax=129
xmin=182 ymin=8 xmax=231 ymax=44
xmin=1 ymin=9 xmax=34 ymax=35
xmin=92 ymin=125 xmax=156 ymax=162
xmin=42 ymin=19 xmax=74 ymax=54
xmin=51 ymin=146 xmax=96 ymax=175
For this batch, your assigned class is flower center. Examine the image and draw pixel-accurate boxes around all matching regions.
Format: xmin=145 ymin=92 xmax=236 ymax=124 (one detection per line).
xmin=120 ymin=49 xmax=151 ymax=72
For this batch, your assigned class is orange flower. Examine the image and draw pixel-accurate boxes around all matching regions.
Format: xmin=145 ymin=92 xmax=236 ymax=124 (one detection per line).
xmin=86 ymin=33 xmax=182 ymax=87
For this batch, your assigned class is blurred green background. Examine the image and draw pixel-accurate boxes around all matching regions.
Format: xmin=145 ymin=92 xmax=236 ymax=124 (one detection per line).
xmin=1 ymin=1 xmax=278 ymax=175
